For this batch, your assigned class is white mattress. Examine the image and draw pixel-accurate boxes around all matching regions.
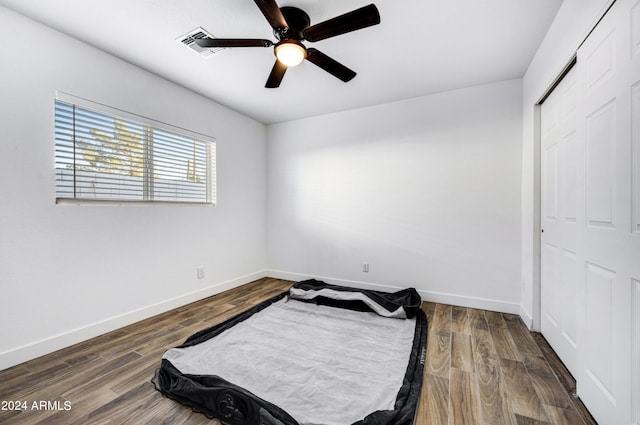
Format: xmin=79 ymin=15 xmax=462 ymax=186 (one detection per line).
xmin=163 ymin=298 xmax=416 ymax=425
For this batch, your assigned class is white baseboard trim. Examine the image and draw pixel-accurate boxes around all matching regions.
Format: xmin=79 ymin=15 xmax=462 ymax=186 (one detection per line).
xmin=0 ymin=270 xmax=267 ymax=371
xmin=519 ymin=304 xmax=534 ymax=330
xmin=268 ymin=270 xmax=407 ymax=293
xmin=2 ymin=270 xmax=523 ymax=371
xmin=267 ymin=270 xmax=520 ymax=315
xmin=419 ymin=289 xmax=520 ymax=315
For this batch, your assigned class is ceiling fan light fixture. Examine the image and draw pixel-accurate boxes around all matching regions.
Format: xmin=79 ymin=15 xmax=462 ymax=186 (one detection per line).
xmin=275 ymin=40 xmax=306 ymax=66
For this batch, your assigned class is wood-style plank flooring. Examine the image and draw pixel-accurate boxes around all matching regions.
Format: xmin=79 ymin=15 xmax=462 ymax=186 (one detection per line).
xmin=0 ymin=278 xmax=595 ymax=424
xmin=415 ymin=302 xmax=596 ymax=425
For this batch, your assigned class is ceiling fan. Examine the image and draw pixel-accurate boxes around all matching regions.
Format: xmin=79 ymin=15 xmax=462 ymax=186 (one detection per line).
xmin=196 ymin=0 xmax=381 ymax=88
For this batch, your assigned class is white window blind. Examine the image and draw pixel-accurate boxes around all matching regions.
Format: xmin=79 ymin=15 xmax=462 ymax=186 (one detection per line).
xmin=54 ymin=96 xmax=216 ymax=204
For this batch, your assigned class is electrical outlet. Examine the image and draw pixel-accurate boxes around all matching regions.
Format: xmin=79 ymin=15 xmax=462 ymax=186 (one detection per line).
xmin=363 ymin=262 xmax=369 ymax=272
xmin=197 ymin=266 xmax=205 ymax=279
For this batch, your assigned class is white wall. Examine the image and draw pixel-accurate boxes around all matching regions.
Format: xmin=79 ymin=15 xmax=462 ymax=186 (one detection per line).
xmin=0 ymin=6 xmax=267 ymax=369
xmin=3 ymin=0 xmax=602 ymax=370
xmin=520 ymin=0 xmax=613 ymax=328
xmin=267 ymin=79 xmax=523 ymax=312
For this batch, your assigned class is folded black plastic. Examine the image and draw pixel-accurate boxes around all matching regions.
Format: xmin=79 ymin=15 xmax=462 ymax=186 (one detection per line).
xmin=289 ymin=279 xmax=423 ymax=319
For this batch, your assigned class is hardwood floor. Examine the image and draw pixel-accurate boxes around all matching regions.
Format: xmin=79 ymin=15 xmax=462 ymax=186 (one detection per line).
xmin=415 ymin=302 xmax=596 ymax=425
xmin=0 ymin=278 xmax=595 ymax=424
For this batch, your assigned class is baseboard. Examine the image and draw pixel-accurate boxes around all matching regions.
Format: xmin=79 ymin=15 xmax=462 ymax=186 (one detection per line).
xmin=418 ymin=289 xmax=520 ymax=315
xmin=519 ymin=304 xmax=534 ymax=329
xmin=267 ymin=270 xmax=520 ymax=315
xmin=2 ymin=270 xmax=523 ymax=371
xmin=0 ymin=270 xmax=267 ymax=371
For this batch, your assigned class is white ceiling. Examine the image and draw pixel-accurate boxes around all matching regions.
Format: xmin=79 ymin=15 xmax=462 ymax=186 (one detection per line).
xmin=0 ymin=0 xmax=563 ymax=124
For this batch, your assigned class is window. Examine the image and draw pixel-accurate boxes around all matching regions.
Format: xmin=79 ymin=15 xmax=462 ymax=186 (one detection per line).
xmin=54 ymin=94 xmax=216 ymax=205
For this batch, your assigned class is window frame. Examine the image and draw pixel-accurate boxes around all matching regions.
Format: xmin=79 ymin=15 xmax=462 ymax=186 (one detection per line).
xmin=54 ymin=92 xmax=216 ymax=206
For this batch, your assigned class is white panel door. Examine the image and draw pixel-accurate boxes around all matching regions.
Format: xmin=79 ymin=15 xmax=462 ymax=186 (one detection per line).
xmin=541 ymin=66 xmax=580 ymax=377
xmin=573 ymin=0 xmax=640 ymax=423
xmin=541 ymin=1 xmax=640 ymax=423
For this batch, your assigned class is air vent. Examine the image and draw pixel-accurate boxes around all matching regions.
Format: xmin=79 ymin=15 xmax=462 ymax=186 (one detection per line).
xmin=177 ymin=27 xmax=225 ymax=57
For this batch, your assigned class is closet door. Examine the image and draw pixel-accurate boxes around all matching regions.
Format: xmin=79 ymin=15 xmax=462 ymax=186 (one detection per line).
xmin=540 ymin=65 xmax=580 ymax=378
xmin=541 ymin=1 xmax=639 ymax=422
xmin=573 ymin=0 xmax=639 ymax=423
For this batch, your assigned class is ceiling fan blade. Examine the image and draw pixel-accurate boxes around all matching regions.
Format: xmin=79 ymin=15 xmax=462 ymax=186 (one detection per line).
xmin=265 ymin=59 xmax=288 ymax=88
xmin=303 ymin=4 xmax=380 ymax=42
xmin=254 ymin=0 xmax=288 ymax=29
xmin=196 ymin=38 xmax=273 ymax=48
xmin=305 ymin=48 xmax=356 ymax=82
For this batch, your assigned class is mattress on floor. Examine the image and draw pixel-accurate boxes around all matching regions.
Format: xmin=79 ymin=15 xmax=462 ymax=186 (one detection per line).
xmin=153 ymin=279 xmax=427 ymax=425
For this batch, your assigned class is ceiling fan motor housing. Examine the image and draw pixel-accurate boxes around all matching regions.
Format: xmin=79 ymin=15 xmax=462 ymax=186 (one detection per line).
xmin=275 ymin=7 xmax=310 ymax=40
